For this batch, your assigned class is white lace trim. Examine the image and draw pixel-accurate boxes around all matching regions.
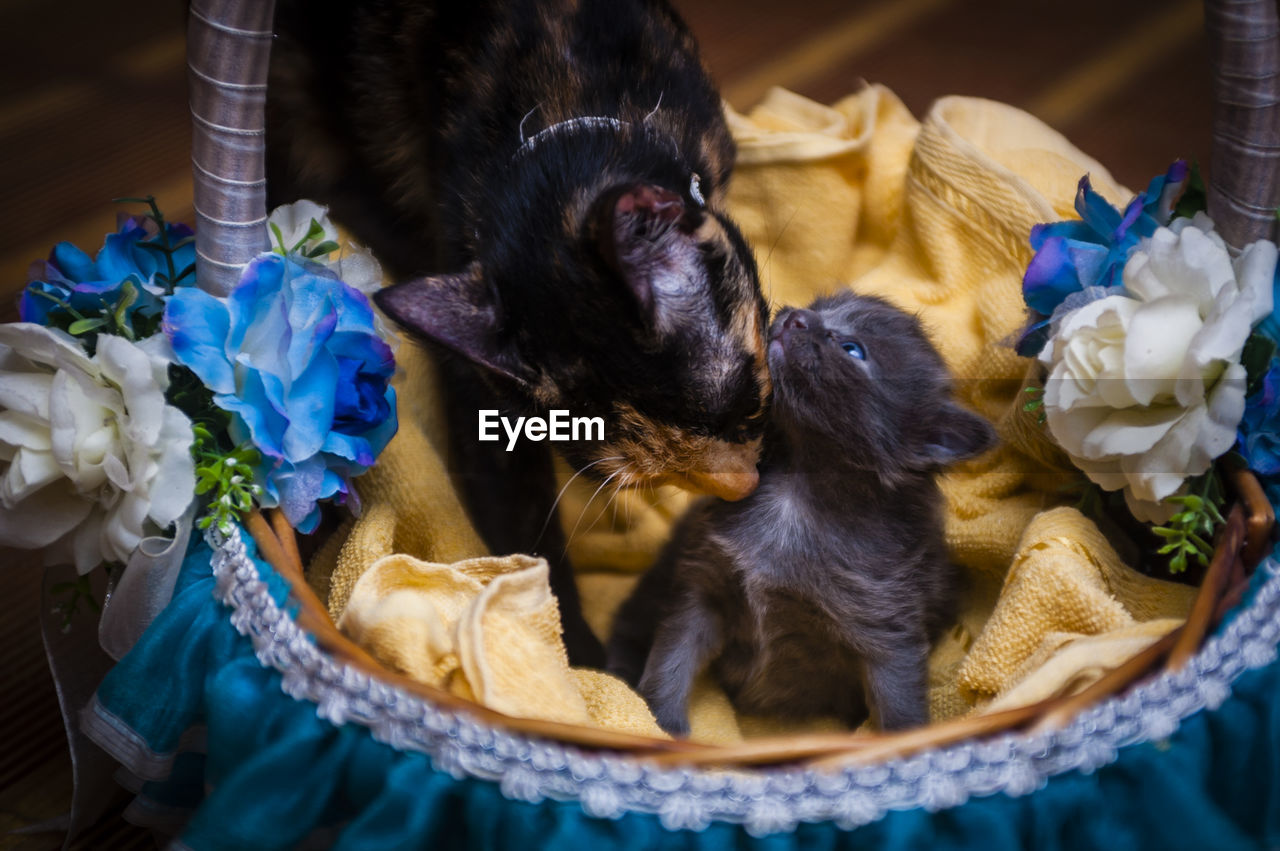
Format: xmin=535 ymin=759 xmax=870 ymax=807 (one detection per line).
xmin=207 ymin=527 xmax=1280 ymax=836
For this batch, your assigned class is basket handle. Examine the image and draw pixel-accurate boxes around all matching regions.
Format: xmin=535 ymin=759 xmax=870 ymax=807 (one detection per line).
xmin=187 ymin=0 xmax=277 ymax=295
xmin=1204 ymin=0 xmax=1280 ymax=249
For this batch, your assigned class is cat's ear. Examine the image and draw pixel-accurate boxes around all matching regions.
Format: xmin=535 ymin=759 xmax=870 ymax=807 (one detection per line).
xmin=908 ymin=403 xmax=997 ymax=469
xmin=595 ymin=183 xmax=699 ymax=322
xmin=374 ymin=263 xmax=527 ymax=384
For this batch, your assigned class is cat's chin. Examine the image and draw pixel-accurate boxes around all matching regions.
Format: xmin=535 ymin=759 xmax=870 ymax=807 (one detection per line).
xmin=656 ymin=467 xmax=759 ymax=502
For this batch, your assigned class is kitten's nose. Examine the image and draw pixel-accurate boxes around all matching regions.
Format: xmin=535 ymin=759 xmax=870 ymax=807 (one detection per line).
xmin=783 ymin=310 xmax=809 ymax=331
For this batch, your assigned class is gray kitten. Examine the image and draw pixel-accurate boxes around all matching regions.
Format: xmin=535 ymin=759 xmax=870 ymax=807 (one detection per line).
xmin=607 ymin=292 xmax=997 ymax=735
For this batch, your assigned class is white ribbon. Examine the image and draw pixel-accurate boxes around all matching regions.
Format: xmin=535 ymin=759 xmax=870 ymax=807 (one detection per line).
xmin=98 ymin=507 xmax=196 ymax=661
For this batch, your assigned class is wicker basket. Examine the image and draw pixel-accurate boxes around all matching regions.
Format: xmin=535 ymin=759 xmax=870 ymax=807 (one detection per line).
xmin=186 ymin=0 xmax=1278 ymax=790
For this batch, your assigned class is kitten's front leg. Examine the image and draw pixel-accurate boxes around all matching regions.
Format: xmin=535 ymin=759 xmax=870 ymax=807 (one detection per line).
xmin=861 ymin=641 xmax=930 ymax=731
xmin=638 ymin=594 xmax=723 ymax=737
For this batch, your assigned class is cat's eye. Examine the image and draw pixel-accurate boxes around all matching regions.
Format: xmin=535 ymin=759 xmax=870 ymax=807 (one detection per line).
xmin=689 ymin=173 xmax=705 ymax=207
xmin=842 ymin=341 xmax=867 ymax=360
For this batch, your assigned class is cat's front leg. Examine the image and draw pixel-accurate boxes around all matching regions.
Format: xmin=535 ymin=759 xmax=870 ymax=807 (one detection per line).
xmin=441 ymin=359 xmax=606 ymax=667
xmin=638 ymin=594 xmax=723 ymax=737
xmin=861 ymin=640 xmax=930 ymax=731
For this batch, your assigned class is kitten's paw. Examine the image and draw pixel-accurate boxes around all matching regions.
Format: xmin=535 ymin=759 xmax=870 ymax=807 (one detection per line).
xmin=604 ymin=641 xmax=647 ymax=687
xmin=876 ymin=703 xmax=928 ymax=732
xmin=605 ymin=658 xmax=644 ymax=688
xmin=652 ymin=704 xmax=691 ymax=738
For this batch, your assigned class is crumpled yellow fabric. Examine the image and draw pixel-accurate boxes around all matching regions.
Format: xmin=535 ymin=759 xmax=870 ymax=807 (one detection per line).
xmin=958 ymin=507 xmax=1195 ymax=710
xmin=337 ymin=551 xmax=666 ymax=734
xmin=310 ymin=85 xmax=1198 ymax=741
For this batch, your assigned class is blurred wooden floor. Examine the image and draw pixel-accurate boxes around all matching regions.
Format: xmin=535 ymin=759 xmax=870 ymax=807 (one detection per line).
xmin=0 ymin=0 xmax=1211 ymax=847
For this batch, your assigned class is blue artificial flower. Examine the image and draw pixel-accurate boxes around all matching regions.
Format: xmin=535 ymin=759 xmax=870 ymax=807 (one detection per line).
xmin=164 ymin=253 xmax=398 ymax=532
xmin=1238 ymin=357 xmax=1280 ymax=480
xmin=21 ymin=216 xmax=195 ymax=327
xmin=1256 ymin=265 xmax=1280 ymax=346
xmin=1016 ymin=162 xmax=1188 ymax=356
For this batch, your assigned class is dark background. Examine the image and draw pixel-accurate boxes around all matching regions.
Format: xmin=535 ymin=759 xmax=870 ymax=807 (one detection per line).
xmin=0 ymin=0 xmax=1211 ymax=845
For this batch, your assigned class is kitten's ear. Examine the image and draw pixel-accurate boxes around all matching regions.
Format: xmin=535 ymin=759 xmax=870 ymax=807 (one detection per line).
xmin=595 ymin=183 xmax=698 ymax=321
xmin=910 ymin=403 xmax=997 ymax=469
xmin=374 ymin=264 xmax=527 ymax=384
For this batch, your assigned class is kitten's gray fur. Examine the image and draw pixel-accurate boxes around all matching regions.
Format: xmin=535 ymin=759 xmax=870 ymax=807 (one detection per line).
xmin=607 ymin=292 xmax=997 ymax=734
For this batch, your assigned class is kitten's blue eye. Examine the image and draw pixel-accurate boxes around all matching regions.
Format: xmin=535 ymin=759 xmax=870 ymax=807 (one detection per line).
xmin=842 ymin=341 xmax=867 ymax=360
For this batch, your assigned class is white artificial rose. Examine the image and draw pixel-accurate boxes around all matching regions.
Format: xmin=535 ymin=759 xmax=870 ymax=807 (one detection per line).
xmin=0 ymin=325 xmax=195 ymax=572
xmin=268 ymin=199 xmax=339 ymax=254
xmin=1039 ymin=216 xmax=1276 ymax=522
xmin=268 ymin=199 xmax=384 ymax=294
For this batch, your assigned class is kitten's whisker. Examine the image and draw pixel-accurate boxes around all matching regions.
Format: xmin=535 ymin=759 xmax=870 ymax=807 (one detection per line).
xmin=535 ymin=455 xmax=622 ymax=551
xmin=563 ymin=470 xmax=621 ymax=557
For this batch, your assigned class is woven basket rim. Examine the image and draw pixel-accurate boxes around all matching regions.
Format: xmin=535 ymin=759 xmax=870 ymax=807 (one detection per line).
xmin=242 ymin=468 xmax=1274 ymax=769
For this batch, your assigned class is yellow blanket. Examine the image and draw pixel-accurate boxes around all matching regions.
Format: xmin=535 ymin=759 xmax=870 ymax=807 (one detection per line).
xmin=310 ymin=86 xmax=1196 ymax=743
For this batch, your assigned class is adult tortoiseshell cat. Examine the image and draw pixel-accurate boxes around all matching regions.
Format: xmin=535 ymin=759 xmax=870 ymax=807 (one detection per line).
xmin=267 ymin=0 xmax=770 ymax=665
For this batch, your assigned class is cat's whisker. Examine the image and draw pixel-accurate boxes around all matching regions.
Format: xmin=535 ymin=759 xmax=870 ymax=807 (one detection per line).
xmin=518 ymin=103 xmax=541 ymax=144
xmin=610 ymin=469 xmax=640 ymax=529
xmin=535 ymin=455 xmax=622 ymax=551
xmin=644 ymin=91 xmax=664 ymax=123
xmin=761 ymin=205 xmax=801 ymax=296
xmin=563 ymin=470 xmax=621 ymax=557
xmin=649 ymin=483 xmax=684 ymax=510
xmin=610 ymin=481 xmax=623 ymax=529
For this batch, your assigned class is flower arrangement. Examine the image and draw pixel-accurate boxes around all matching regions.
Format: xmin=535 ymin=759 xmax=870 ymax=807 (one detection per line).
xmin=0 ymin=198 xmax=398 ymax=574
xmin=1020 ymin=163 xmax=1279 ymax=572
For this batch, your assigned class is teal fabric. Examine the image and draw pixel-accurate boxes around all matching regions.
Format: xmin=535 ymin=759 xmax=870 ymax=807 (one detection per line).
xmin=89 ymin=538 xmax=1280 ymax=850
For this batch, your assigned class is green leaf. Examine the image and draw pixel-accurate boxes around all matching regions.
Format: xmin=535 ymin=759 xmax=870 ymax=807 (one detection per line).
xmin=1173 ymin=161 xmax=1207 ymax=220
xmin=304 ymin=240 xmax=340 ymax=258
xmin=1242 ymin=333 xmax=1277 ymax=398
xmin=287 ymin=218 xmax=327 ymax=254
xmin=270 ymin=222 xmax=288 ymax=254
xmin=68 ymin=317 xmax=107 ymax=335
xmin=111 ymin=280 xmax=139 ymax=332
